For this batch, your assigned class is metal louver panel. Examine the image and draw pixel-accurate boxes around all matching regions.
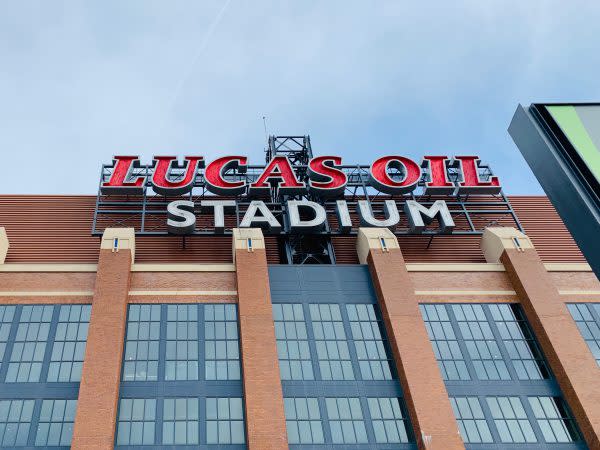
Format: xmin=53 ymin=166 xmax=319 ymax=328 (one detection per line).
xmin=0 ymin=195 xmax=586 ymax=265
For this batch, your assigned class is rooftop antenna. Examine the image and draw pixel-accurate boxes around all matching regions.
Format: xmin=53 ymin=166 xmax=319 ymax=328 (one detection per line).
xmin=262 ymin=116 xmax=269 ymax=146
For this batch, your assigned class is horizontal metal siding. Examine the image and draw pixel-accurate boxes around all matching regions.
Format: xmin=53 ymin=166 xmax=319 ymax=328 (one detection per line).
xmin=0 ymin=196 xmax=100 ymax=263
xmin=332 ymin=195 xmax=587 ymax=264
xmin=0 ymin=195 xmax=587 ymax=264
xmin=509 ymin=196 xmax=586 ymax=263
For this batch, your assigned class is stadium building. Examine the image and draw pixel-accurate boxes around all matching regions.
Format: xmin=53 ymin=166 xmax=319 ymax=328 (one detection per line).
xmin=0 ymin=136 xmax=599 ymax=450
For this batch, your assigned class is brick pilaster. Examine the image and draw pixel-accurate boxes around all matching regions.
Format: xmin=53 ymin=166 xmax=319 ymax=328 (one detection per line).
xmin=233 ymin=228 xmax=288 ymax=449
xmin=71 ymin=228 xmax=135 ymax=449
xmin=483 ymin=227 xmax=600 ymax=449
xmin=357 ymin=228 xmax=464 ymax=450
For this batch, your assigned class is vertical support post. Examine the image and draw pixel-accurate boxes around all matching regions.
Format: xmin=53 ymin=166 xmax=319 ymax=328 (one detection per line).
xmin=357 ymin=227 xmax=464 ymax=450
xmin=71 ymin=228 xmax=135 ymax=449
xmin=482 ymin=227 xmax=600 ymax=449
xmin=233 ymin=228 xmax=288 ymax=449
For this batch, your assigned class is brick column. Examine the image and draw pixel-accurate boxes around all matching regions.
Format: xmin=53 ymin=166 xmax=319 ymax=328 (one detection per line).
xmin=482 ymin=227 xmax=600 ymax=449
xmin=357 ymin=228 xmax=464 ymax=450
xmin=71 ymin=228 xmax=135 ymax=449
xmin=233 ymin=228 xmax=288 ymax=449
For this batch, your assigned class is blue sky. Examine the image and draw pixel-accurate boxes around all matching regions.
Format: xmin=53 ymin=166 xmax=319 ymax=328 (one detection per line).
xmin=1 ymin=1 xmax=600 ymax=194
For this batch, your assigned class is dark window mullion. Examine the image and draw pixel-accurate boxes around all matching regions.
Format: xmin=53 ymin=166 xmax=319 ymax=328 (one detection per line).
xmin=339 ymin=303 xmax=360 ymax=381
xmin=199 ymin=395 xmax=207 ymax=445
xmin=514 ymin=306 xmax=553 ymax=379
xmin=0 ymin=306 xmax=22 ymax=382
xmin=372 ymin=304 xmax=397 ymax=379
xmin=359 ymin=395 xmax=377 ymax=445
xmin=316 ymin=396 xmax=333 ymax=445
xmin=302 ymin=303 xmax=321 ymax=380
xmin=519 ymin=394 xmax=547 ymax=444
xmin=198 ymin=305 xmax=206 ymax=444
xmin=584 ymin=302 xmax=600 ymax=326
xmin=39 ymin=305 xmax=60 ymax=383
xmin=199 ymin=303 xmax=205 ymax=382
xmin=155 ymin=396 xmax=163 ymax=445
xmin=157 ymin=304 xmax=167 ymax=382
xmin=477 ymin=393 xmax=503 ymax=444
xmin=481 ymin=304 xmax=521 ymax=382
xmin=26 ymin=398 xmax=43 ymax=446
xmin=446 ymin=304 xmax=478 ymax=382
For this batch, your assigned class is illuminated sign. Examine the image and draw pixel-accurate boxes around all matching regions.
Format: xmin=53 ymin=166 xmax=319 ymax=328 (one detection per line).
xmin=95 ymin=152 xmax=509 ymax=236
xmin=100 ymin=154 xmax=501 ymax=197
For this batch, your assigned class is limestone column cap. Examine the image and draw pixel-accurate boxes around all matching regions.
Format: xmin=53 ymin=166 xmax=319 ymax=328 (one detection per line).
xmin=356 ymin=227 xmax=400 ymax=264
xmin=481 ymin=226 xmax=533 ymax=263
xmin=100 ymin=228 xmax=136 ymax=263
xmin=0 ymin=227 xmax=8 ymax=264
xmin=232 ymin=228 xmax=265 ymax=261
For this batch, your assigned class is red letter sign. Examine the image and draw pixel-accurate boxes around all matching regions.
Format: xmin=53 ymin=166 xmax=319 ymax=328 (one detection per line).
xmin=308 ymin=156 xmax=347 ymax=198
xmin=151 ymin=156 xmax=204 ymax=196
xmin=453 ymin=155 xmax=501 ymax=194
xmin=101 ymin=155 xmax=146 ymax=195
xmin=421 ymin=155 xmax=455 ymax=195
xmin=369 ymin=156 xmax=421 ymax=194
xmin=204 ymin=156 xmax=248 ymax=195
xmin=248 ymin=156 xmax=305 ymax=196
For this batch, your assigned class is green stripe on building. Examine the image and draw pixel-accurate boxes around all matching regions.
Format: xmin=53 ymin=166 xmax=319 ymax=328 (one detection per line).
xmin=547 ymin=105 xmax=600 ymax=184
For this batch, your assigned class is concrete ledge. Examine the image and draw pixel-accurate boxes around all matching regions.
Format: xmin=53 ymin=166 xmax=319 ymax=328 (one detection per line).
xmin=131 ymin=263 xmax=235 ymax=272
xmin=100 ymin=228 xmax=136 ymax=263
xmin=0 ymin=264 xmax=98 ymax=272
xmin=481 ymin=227 xmax=533 ymax=263
xmin=0 ymin=262 xmax=591 ymax=273
xmin=128 ymin=290 xmax=238 ymax=296
xmin=232 ymin=228 xmax=265 ymax=262
xmin=356 ymin=227 xmax=399 ymax=264
xmin=544 ymin=263 xmax=593 ymax=272
xmin=406 ymin=263 xmax=505 ymax=272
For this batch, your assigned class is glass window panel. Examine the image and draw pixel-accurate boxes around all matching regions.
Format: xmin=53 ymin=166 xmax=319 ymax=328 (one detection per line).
xmin=47 ymin=305 xmax=91 ymax=382
xmin=367 ymin=397 xmax=410 ymax=443
xmin=325 ymin=397 xmax=367 ymax=444
xmin=205 ymin=305 xmax=240 ymax=381
xmin=283 ymin=397 xmax=324 ymax=444
xmin=0 ymin=400 xmax=34 ymax=447
xmin=489 ymin=304 xmax=550 ymax=380
xmin=206 ymin=397 xmax=245 ymax=444
xmin=528 ymin=396 xmax=580 ymax=443
xmin=122 ymin=305 xmax=160 ymax=382
xmin=272 ymin=304 xmax=314 ymax=380
xmin=486 ymin=396 xmax=536 ymax=443
xmin=452 ymin=304 xmax=509 ymax=381
xmin=35 ymin=399 xmax=76 ymax=446
xmin=0 ymin=307 xmax=15 ymax=373
xmin=162 ymin=398 xmax=199 ymax=445
xmin=346 ymin=304 xmax=393 ymax=380
xmin=449 ymin=397 xmax=492 ymax=443
xmin=310 ymin=304 xmax=354 ymax=380
xmin=420 ymin=304 xmax=470 ymax=381
xmin=568 ymin=303 xmax=600 ymax=366
xmin=165 ymin=305 xmax=198 ymax=381
xmin=6 ymin=305 xmax=53 ymax=383
xmin=116 ymin=398 xmax=156 ymax=445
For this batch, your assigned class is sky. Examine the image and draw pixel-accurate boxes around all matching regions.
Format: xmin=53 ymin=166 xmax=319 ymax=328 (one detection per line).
xmin=1 ymin=1 xmax=600 ymax=195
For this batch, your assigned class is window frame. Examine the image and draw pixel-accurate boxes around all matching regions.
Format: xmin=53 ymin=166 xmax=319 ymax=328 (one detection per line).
xmin=117 ymin=303 xmax=245 ymax=449
xmin=421 ymin=303 xmax=585 ymax=449
xmin=270 ymin=265 xmax=414 ymax=449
